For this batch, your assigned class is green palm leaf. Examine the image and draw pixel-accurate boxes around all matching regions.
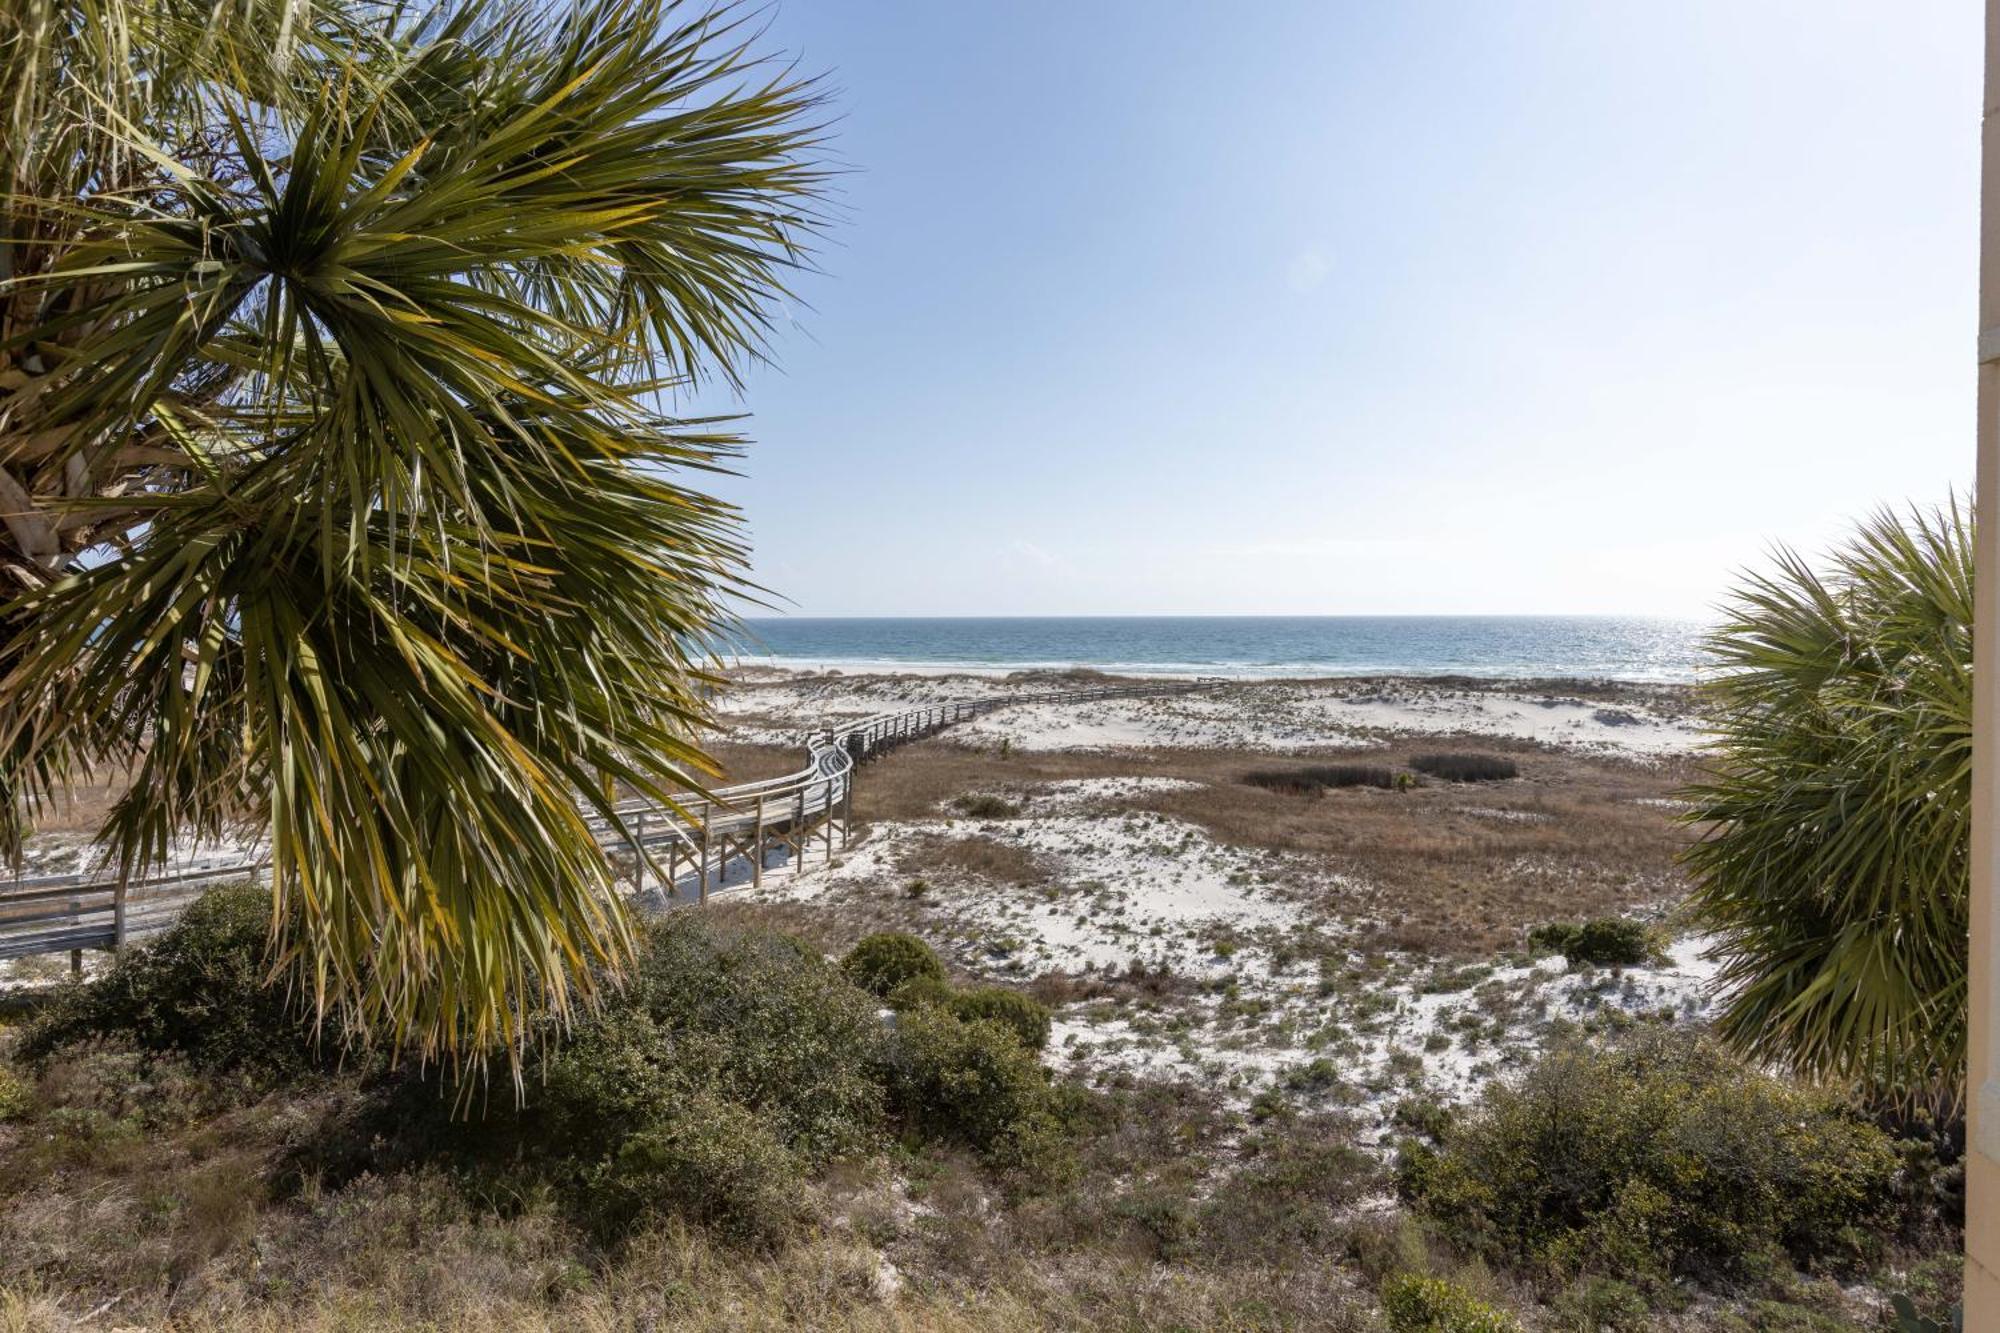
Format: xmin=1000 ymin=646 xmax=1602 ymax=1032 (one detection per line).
xmin=0 ymin=0 xmax=826 ymax=1072
xmin=1684 ymin=500 xmax=1972 ymax=1110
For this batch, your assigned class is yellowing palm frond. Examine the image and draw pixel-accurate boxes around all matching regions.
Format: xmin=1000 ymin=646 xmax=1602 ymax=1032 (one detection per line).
xmin=0 ymin=0 xmax=827 ymax=1073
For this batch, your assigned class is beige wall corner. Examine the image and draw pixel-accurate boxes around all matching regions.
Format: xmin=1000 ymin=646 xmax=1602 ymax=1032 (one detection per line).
xmin=1971 ymin=2 xmax=2000 ymax=1326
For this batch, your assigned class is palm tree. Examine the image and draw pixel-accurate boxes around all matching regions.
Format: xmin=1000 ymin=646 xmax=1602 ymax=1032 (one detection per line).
xmin=1684 ymin=501 xmax=1971 ymax=1110
xmin=0 ymin=0 xmax=823 ymax=1070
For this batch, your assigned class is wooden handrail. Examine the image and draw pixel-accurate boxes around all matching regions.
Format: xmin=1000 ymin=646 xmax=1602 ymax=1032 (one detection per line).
xmin=0 ymin=676 xmax=1222 ymax=960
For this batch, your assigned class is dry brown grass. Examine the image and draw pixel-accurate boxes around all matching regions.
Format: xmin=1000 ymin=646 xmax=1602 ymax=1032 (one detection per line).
xmin=845 ymin=734 xmax=1694 ymax=957
xmin=702 ymin=897 xmax=883 ymax=959
xmin=705 ymin=740 xmax=811 ymax=786
xmin=1026 ymin=961 xmax=1197 ymax=1008
xmin=851 ymin=746 xmax=1136 ymax=824
xmin=897 ymin=834 xmax=1047 ymax=887
xmin=1143 ymin=746 xmax=1692 ymax=954
xmin=19 ymin=764 xmax=144 ymax=836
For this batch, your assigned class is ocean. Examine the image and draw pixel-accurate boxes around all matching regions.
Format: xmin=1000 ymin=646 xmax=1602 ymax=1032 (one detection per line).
xmin=724 ymin=616 xmax=1709 ymax=683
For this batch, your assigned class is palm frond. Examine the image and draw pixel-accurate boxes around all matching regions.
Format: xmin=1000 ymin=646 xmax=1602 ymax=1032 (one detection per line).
xmin=1683 ymin=499 xmax=1972 ymax=1110
xmin=0 ymin=0 xmax=827 ymax=1073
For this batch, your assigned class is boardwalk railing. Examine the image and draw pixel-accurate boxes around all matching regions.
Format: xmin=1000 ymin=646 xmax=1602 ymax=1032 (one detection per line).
xmin=0 ymin=677 xmax=1217 ymax=963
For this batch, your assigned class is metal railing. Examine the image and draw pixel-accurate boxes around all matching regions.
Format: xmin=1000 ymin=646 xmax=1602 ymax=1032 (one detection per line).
xmin=0 ymin=677 xmax=1216 ymax=962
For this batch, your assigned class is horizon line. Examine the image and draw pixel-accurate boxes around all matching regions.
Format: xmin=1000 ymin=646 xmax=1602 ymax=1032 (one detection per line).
xmin=734 ymin=611 xmax=1715 ymax=622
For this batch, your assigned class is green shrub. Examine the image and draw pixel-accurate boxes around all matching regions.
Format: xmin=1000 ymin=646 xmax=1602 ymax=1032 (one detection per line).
xmin=0 ymin=1062 xmax=30 ymax=1121
xmin=951 ymin=793 xmax=1021 ymax=819
xmin=583 ymin=1090 xmax=803 ymax=1246
xmin=1396 ymin=1029 xmax=1901 ymax=1284
xmin=1527 ymin=917 xmax=1656 ymax=967
xmin=878 ymin=1005 xmax=1064 ymax=1172
xmin=841 ymin=932 xmax=946 ymax=999
xmin=1380 ymin=1274 xmax=1521 ymax=1332
xmin=1551 ymin=1277 xmax=1650 ymax=1331
xmin=1109 ymin=1186 xmax=1200 ymax=1261
xmin=947 ymin=986 xmax=1053 ymax=1050
xmin=17 ymin=884 xmax=316 ymax=1081
xmin=1525 ymin=922 xmax=1580 ymax=957
xmin=552 ymin=915 xmax=886 ymax=1165
xmin=1391 ymin=1093 xmax=1453 ymax=1143
xmin=295 ymin=914 xmax=885 ymax=1243
xmin=24 ymin=1046 xmax=250 ymax=1166
xmin=1410 ymin=753 xmax=1518 ymax=783
xmin=1243 ymin=764 xmax=1396 ymax=794
xmin=887 ymin=971 xmax=955 ymax=1012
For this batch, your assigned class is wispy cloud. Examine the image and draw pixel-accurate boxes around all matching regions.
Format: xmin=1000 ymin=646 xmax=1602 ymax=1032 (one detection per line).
xmin=1008 ymin=538 xmax=1065 ymax=571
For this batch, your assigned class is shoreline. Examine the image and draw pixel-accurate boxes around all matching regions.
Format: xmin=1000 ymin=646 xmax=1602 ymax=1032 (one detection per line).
xmin=722 ymin=656 xmax=1706 ymax=687
xmin=715 ymin=665 xmax=1706 ymax=760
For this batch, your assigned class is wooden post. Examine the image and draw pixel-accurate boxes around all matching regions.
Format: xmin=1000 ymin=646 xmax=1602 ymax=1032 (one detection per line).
xmin=112 ymin=878 xmax=128 ymax=951
xmin=841 ymin=769 xmax=853 ymax=846
xmin=698 ymin=806 xmax=711 ymax=905
xmin=796 ymin=786 xmax=808 ymax=867
xmin=753 ymin=793 xmax=766 ymax=888
xmin=632 ymin=808 xmax=648 ymax=893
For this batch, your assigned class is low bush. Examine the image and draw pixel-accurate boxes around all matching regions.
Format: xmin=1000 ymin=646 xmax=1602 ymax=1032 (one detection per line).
xmin=951 ymin=793 xmax=1022 ymax=819
xmin=1526 ymin=917 xmax=1656 ymax=967
xmin=887 ymin=972 xmax=955 ymax=1012
xmin=1280 ymin=1057 xmax=1344 ymax=1095
xmin=947 ymin=986 xmax=1053 ymax=1051
xmin=1380 ymin=1274 xmax=1521 ymax=1332
xmin=0 ymin=1062 xmax=30 ymax=1121
xmin=48 ymin=907 xmax=1091 ymax=1254
xmin=1410 ymin=753 xmax=1518 ymax=783
xmin=1396 ymin=1029 xmax=1902 ymax=1285
xmin=582 ymin=1090 xmax=803 ymax=1246
xmin=878 ymin=1005 xmax=1066 ymax=1175
xmin=17 ymin=884 xmax=317 ymax=1081
xmin=1200 ymin=1117 xmax=1379 ymax=1260
xmin=542 ymin=916 xmax=887 ymax=1167
xmin=1243 ymin=764 xmax=1396 ymax=794
xmin=298 ymin=914 xmax=886 ymax=1243
xmin=1550 ymin=1277 xmax=1650 ymax=1331
xmin=1391 ymin=1093 xmax=1453 ymax=1144
xmin=840 ymin=931 xmax=946 ymax=999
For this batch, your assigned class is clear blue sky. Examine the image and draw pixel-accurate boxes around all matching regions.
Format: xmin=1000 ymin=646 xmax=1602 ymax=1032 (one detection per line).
xmin=691 ymin=1 xmax=1978 ymax=618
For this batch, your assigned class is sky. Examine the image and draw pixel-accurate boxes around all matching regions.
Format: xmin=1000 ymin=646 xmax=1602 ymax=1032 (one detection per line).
xmin=687 ymin=1 xmax=1981 ymax=619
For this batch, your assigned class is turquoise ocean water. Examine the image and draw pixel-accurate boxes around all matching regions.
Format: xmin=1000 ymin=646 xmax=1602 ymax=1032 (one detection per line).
xmin=726 ymin=616 xmax=1707 ymax=683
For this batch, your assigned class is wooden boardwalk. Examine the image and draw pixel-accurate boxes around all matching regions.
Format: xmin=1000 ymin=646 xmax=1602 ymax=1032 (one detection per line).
xmin=0 ymin=678 xmax=1213 ymax=963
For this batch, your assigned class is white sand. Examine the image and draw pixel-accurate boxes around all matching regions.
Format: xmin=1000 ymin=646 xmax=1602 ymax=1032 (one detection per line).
xmin=952 ymin=681 xmax=1703 ymax=758
xmin=716 ymin=669 xmax=1706 ymax=759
